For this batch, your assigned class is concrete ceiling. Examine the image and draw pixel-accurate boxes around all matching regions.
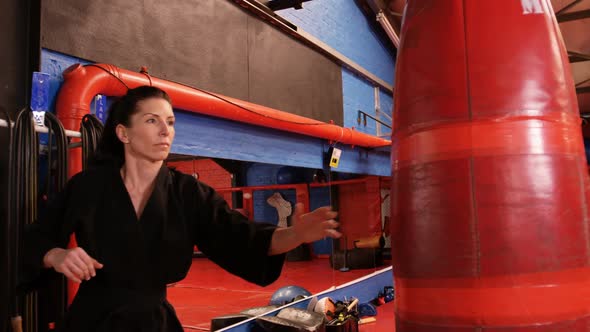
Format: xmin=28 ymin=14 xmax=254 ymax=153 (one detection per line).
xmin=384 ymin=0 xmax=590 ymax=114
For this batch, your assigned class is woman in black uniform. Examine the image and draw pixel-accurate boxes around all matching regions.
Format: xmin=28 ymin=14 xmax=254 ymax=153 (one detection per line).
xmin=23 ymin=86 xmax=341 ymax=331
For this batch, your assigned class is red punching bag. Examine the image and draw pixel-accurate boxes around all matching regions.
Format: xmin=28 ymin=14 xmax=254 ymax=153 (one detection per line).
xmin=391 ymin=0 xmax=590 ymax=331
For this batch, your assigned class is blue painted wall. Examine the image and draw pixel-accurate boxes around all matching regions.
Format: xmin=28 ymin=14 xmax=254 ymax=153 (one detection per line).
xmin=245 ymin=164 xmax=285 ymax=224
xmin=37 ymin=50 xmax=109 ymax=121
xmin=277 ymin=0 xmax=394 ymax=85
xmin=342 ymin=69 xmax=376 ymax=134
xmin=277 ymin=0 xmax=395 ymax=137
xmin=380 ymin=90 xmax=394 ymax=120
xmin=245 ymin=163 xmax=333 ymax=255
xmin=379 ymin=89 xmax=394 ymax=137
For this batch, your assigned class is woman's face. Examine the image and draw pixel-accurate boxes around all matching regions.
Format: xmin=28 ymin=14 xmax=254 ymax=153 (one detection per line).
xmin=116 ymin=97 xmax=175 ymax=163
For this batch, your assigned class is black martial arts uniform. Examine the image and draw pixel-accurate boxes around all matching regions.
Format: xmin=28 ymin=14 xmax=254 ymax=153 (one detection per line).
xmin=23 ymin=164 xmax=285 ymax=331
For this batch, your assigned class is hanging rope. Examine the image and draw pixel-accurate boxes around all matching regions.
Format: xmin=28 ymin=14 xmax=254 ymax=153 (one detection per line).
xmin=11 ymin=108 xmax=39 ymax=332
xmin=80 ymin=114 xmax=104 ymax=171
xmin=1 ymin=108 xmax=16 ymax=331
xmin=41 ymin=111 xmax=70 ymax=328
xmin=9 ymin=110 xmax=71 ymax=332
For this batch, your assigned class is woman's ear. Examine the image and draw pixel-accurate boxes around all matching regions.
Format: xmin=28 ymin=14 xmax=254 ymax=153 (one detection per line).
xmin=115 ymin=124 xmax=129 ymax=144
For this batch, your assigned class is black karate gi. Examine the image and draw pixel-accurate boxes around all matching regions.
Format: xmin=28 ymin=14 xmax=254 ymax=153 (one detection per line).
xmin=23 ymin=164 xmax=285 ymax=331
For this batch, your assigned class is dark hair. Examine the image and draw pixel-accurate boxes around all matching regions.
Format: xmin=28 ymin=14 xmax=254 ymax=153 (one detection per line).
xmin=90 ymin=86 xmax=172 ymax=167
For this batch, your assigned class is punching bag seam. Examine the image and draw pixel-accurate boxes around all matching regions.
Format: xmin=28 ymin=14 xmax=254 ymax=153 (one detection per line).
xmin=462 ymin=0 xmax=481 ymax=277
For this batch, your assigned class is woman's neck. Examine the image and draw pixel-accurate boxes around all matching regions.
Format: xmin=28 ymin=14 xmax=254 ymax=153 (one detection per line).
xmin=120 ymin=159 xmax=163 ymax=192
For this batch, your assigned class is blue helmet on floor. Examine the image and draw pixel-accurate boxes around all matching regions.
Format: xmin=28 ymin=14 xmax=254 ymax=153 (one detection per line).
xmin=269 ymin=285 xmax=312 ymax=305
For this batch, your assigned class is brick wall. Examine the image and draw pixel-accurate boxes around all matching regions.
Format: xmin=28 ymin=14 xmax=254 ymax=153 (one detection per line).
xmin=277 ymin=0 xmax=394 ymax=84
xmin=342 ymin=69 xmax=377 ymax=134
xmin=246 ymin=163 xmax=288 ymax=224
xmin=276 ymin=0 xmax=395 ymax=136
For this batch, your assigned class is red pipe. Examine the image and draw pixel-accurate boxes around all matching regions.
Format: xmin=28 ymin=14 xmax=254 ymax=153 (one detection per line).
xmin=391 ymin=1 xmax=590 ymax=331
xmin=56 ymin=63 xmax=391 ymax=176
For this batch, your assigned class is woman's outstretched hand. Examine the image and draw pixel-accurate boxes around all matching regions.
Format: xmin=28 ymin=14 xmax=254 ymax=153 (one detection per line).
xmin=291 ymin=203 xmax=341 ymax=243
xmin=268 ymin=203 xmax=341 ymax=255
xmin=43 ymin=247 xmax=104 ymax=283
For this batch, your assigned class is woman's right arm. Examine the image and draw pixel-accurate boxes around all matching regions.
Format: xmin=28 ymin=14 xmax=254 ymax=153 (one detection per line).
xmin=22 ymin=174 xmax=102 ymax=286
xmin=42 ymin=247 xmax=103 ymax=283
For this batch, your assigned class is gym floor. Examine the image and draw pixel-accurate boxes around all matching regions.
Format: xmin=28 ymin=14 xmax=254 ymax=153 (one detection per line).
xmin=168 ymin=258 xmax=395 ymax=331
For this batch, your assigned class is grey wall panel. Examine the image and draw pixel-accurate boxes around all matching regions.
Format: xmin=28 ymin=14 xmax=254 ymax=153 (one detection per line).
xmin=41 ymin=0 xmax=342 ymax=123
xmin=42 ymin=0 xmax=250 ymax=100
xmin=142 ymin=0 xmax=250 ymax=100
xmin=41 ymin=1 xmax=147 ymax=67
xmin=247 ymin=17 xmax=343 ymax=125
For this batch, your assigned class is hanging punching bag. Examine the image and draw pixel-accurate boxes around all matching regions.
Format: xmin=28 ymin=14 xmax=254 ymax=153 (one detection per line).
xmin=391 ymin=1 xmax=590 ymax=331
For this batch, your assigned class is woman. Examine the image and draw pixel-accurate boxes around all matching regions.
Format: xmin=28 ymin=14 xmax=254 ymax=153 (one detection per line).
xmin=24 ymin=86 xmax=341 ymax=331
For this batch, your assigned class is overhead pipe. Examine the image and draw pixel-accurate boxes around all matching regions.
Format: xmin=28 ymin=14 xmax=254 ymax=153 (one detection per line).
xmin=56 ymin=63 xmax=390 ymax=176
xmin=376 ymin=11 xmax=400 ymax=48
xmin=365 ymin=0 xmax=401 ymax=48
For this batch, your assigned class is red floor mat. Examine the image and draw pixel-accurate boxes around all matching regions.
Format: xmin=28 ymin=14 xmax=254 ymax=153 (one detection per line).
xmin=167 ymin=258 xmax=395 ymax=331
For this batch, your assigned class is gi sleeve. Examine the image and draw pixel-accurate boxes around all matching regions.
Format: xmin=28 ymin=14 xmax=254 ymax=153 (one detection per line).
xmin=192 ymin=181 xmax=285 ymax=287
xmin=20 ymin=173 xmax=83 ymax=288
